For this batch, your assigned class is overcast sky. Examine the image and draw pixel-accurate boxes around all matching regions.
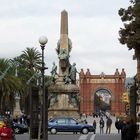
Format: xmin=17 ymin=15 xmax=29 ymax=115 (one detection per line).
xmin=0 ymin=0 xmax=137 ymax=77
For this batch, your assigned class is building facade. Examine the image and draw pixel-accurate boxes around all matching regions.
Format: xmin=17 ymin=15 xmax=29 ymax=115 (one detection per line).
xmin=79 ymin=68 xmax=126 ymax=115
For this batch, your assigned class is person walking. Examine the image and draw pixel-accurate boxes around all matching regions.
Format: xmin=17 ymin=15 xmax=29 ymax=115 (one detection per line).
xmin=106 ymin=117 xmax=112 ymax=134
xmin=99 ymin=117 xmax=104 ymax=134
xmin=0 ymin=119 xmax=13 ymax=140
xmin=93 ymin=120 xmax=96 ymax=134
xmin=115 ymin=118 xmax=123 ymax=134
xmin=121 ymin=117 xmax=136 ymax=140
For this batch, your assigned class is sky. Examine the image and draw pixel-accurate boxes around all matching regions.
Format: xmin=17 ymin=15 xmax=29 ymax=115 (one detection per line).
xmin=0 ymin=0 xmax=137 ymax=77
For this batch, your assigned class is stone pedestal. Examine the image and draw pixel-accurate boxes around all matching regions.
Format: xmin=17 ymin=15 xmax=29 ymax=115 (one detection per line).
xmin=48 ymin=84 xmax=80 ymax=119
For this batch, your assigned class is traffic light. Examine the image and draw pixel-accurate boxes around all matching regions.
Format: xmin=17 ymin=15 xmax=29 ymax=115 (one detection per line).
xmin=122 ymin=92 xmax=129 ymax=103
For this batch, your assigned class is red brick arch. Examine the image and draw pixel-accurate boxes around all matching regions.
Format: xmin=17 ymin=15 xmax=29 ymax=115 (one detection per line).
xmin=79 ymin=68 xmax=126 ymax=116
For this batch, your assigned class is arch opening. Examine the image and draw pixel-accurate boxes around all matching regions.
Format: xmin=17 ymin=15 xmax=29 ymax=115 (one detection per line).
xmin=94 ymin=88 xmax=111 ymax=113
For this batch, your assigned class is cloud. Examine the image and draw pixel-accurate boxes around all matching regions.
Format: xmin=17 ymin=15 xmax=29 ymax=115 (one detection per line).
xmin=0 ymin=0 xmax=136 ymax=77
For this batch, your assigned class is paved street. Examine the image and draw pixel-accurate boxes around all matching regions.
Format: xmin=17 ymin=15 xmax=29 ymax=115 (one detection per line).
xmin=15 ymin=133 xmax=121 ymax=140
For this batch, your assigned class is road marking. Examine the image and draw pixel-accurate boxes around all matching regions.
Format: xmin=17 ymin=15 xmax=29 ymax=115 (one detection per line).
xmin=79 ymin=134 xmax=88 ymax=140
xmin=90 ymin=134 xmax=96 ymax=140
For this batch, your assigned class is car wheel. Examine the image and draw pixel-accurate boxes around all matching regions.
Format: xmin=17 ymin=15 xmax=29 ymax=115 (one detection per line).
xmin=81 ymin=128 xmax=89 ymax=134
xmin=14 ymin=127 xmax=21 ymax=134
xmin=50 ymin=128 xmax=57 ymax=134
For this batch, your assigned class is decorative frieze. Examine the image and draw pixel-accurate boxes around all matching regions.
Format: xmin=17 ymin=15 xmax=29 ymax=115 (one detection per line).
xmin=90 ymin=79 xmax=115 ymax=83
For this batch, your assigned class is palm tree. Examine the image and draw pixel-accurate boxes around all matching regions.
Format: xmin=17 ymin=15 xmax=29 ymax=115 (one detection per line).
xmin=0 ymin=47 xmax=42 ymax=114
xmin=15 ymin=47 xmax=42 ymax=114
xmin=0 ymin=58 xmax=23 ymax=114
xmin=20 ymin=47 xmax=42 ymax=72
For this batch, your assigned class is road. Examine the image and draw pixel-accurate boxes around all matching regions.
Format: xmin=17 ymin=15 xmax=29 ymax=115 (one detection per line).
xmin=15 ymin=133 xmax=121 ymax=140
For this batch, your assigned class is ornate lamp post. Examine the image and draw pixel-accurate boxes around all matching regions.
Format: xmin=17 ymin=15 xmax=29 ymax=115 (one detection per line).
xmin=39 ymin=36 xmax=48 ymax=140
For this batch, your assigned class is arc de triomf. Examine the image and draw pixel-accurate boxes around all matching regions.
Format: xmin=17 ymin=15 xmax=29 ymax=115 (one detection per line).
xmin=79 ymin=68 xmax=126 ymax=115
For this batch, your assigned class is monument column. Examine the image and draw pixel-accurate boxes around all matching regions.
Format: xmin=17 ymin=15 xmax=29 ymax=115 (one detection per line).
xmin=48 ymin=10 xmax=79 ymax=119
xmin=58 ymin=10 xmax=70 ymax=77
xmin=60 ymin=10 xmax=69 ymax=53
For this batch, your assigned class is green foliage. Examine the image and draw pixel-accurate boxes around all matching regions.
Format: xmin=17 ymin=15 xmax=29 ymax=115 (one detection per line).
xmin=20 ymin=47 xmax=42 ymax=71
xmin=0 ymin=58 xmax=23 ymax=111
xmin=118 ymin=0 xmax=140 ymax=50
xmin=0 ymin=47 xmax=42 ymax=112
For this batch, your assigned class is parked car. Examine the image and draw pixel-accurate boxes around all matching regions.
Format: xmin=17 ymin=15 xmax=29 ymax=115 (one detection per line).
xmin=48 ymin=117 xmax=95 ymax=134
xmin=12 ymin=122 xmax=29 ymax=134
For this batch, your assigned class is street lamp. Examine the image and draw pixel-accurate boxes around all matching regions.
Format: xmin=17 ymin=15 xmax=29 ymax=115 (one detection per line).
xmin=39 ymin=36 xmax=48 ymax=140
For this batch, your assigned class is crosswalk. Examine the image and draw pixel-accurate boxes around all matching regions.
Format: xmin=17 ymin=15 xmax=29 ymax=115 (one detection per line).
xmin=78 ymin=116 xmax=118 ymax=140
xmin=79 ymin=134 xmax=96 ymax=140
xmin=79 ymin=134 xmax=88 ymax=140
xmin=90 ymin=134 xmax=96 ymax=140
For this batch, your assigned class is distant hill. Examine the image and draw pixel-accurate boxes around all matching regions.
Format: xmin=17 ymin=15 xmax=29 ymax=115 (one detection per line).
xmin=125 ymin=77 xmax=135 ymax=87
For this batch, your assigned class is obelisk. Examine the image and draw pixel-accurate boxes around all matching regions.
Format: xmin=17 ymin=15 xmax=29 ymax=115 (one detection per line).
xmin=60 ymin=10 xmax=69 ymax=52
xmin=58 ymin=10 xmax=70 ymax=77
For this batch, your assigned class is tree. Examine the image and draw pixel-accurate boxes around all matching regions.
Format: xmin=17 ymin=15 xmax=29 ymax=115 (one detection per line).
xmin=118 ymin=0 xmax=140 ymax=83
xmin=20 ymin=47 xmax=42 ymax=72
xmin=0 ymin=47 xmax=42 ymax=114
xmin=0 ymin=58 xmax=23 ymax=113
xmin=16 ymin=47 xmax=42 ymax=113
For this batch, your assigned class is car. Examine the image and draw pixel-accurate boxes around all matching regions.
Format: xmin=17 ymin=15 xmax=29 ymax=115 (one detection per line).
xmin=48 ymin=117 xmax=95 ymax=134
xmin=12 ymin=122 xmax=29 ymax=134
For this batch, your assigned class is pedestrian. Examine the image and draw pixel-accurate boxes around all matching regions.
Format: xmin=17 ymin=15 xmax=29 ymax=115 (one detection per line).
xmin=84 ymin=119 xmax=87 ymax=124
xmin=93 ymin=120 xmax=96 ymax=134
xmin=12 ymin=116 xmax=18 ymax=123
xmin=0 ymin=119 xmax=13 ymax=140
xmin=106 ymin=117 xmax=112 ymax=134
xmin=121 ymin=117 xmax=136 ymax=140
xmin=99 ymin=117 xmax=104 ymax=134
xmin=115 ymin=118 xmax=122 ymax=134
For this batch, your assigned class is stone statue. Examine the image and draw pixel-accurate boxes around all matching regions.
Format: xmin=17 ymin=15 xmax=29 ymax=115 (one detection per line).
xmin=68 ymin=94 xmax=79 ymax=108
xmin=51 ymin=62 xmax=57 ymax=83
xmin=58 ymin=48 xmax=69 ymax=60
xmin=69 ymin=63 xmax=78 ymax=84
xmin=49 ymin=94 xmax=57 ymax=108
xmin=64 ymin=74 xmax=71 ymax=84
xmin=58 ymin=48 xmax=70 ymax=72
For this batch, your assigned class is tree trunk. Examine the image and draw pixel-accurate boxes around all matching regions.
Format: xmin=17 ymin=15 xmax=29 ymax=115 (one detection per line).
xmin=0 ymin=95 xmax=4 ymax=114
xmin=135 ymin=49 xmax=140 ymax=83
